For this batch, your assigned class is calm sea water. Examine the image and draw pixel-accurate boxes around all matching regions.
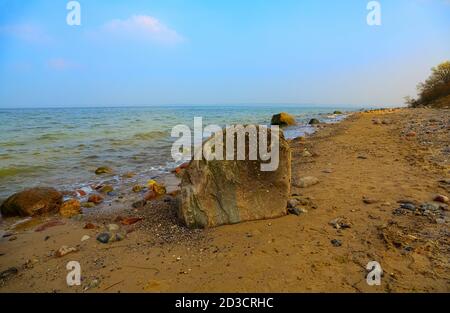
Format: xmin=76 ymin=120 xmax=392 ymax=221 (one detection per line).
xmin=0 ymin=105 xmax=352 ymax=199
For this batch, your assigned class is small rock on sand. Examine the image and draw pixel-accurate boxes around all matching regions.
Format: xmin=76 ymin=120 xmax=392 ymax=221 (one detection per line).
xmin=107 ymin=224 xmax=120 ymax=232
xmin=88 ymin=194 xmax=103 ymax=205
xmin=287 ymin=199 xmax=299 ymax=208
xmin=99 ymin=185 xmax=114 ymax=193
xmin=287 ymin=208 xmax=301 ymax=216
xmin=293 ymin=176 xmax=319 ymax=188
xmin=96 ymin=233 xmax=110 ymax=244
xmin=329 ymin=218 xmax=351 ymax=229
xmin=55 ymin=246 xmax=77 ymax=257
xmin=363 ymin=196 xmax=379 ymax=204
xmin=331 ymin=239 xmax=342 ymax=247
xmin=434 ymin=195 xmax=449 ymax=204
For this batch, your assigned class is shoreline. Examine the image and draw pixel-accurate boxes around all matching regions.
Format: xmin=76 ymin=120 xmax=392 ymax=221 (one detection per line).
xmin=0 ymin=108 xmax=349 ymax=202
xmin=0 ymin=107 xmax=449 ymax=292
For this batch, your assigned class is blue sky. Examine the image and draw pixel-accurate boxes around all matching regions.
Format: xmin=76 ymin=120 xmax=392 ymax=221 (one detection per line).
xmin=0 ymin=0 xmax=449 ymax=108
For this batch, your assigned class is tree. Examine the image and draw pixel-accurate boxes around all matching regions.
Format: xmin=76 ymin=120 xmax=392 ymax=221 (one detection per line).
xmin=407 ymin=61 xmax=450 ymax=107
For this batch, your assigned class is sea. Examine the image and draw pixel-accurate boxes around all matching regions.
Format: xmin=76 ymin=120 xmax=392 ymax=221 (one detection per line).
xmin=0 ymin=105 xmax=354 ymax=200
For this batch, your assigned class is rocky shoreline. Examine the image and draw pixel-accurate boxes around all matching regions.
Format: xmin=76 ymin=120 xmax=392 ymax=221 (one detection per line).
xmin=0 ymin=108 xmax=449 ymax=292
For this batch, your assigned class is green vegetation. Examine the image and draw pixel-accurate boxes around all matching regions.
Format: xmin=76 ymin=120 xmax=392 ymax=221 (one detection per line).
xmin=406 ymin=61 xmax=450 ymax=108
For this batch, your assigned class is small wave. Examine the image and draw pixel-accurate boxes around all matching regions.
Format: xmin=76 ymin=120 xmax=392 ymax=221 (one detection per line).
xmin=37 ymin=133 xmax=67 ymax=141
xmin=0 ymin=141 xmax=25 ymax=147
xmin=0 ymin=166 xmax=45 ymax=178
xmin=133 ymin=130 xmax=168 ymax=141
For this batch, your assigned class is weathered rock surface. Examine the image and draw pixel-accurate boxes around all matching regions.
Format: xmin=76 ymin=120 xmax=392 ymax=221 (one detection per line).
xmin=0 ymin=187 xmax=62 ymax=217
xmin=179 ymin=126 xmax=291 ymax=228
xmin=271 ymin=112 xmax=296 ymax=127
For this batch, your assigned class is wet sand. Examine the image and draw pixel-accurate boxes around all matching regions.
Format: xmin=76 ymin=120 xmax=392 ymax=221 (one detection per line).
xmin=0 ymin=108 xmax=449 ymax=292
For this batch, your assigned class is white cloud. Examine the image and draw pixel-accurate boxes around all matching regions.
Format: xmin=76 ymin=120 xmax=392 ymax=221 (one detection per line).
xmin=0 ymin=24 xmax=51 ymax=43
xmin=99 ymin=15 xmax=184 ymax=44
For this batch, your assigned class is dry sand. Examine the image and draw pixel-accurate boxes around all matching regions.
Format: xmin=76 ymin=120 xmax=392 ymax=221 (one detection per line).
xmin=0 ymin=108 xmax=449 ymax=292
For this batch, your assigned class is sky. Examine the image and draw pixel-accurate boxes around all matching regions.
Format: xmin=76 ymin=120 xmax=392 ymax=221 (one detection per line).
xmin=0 ymin=0 xmax=449 ymax=108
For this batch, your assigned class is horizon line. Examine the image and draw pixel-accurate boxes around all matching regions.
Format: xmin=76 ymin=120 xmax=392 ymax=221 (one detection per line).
xmin=0 ymin=102 xmax=403 ymax=110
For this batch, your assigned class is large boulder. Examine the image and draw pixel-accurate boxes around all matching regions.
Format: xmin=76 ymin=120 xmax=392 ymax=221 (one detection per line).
xmin=0 ymin=187 xmax=63 ymax=217
xmin=179 ymin=126 xmax=291 ymax=228
xmin=271 ymin=112 xmax=296 ymax=127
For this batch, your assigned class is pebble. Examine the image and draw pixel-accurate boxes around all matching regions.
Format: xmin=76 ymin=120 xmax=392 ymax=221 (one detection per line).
xmin=434 ymin=195 xmax=449 ymax=204
xmin=331 ymin=239 xmax=342 ymax=247
xmin=107 ymin=224 xmax=120 ymax=232
xmin=287 ymin=208 xmax=301 ymax=216
xmin=107 ymin=191 xmax=118 ymax=197
xmin=96 ymin=233 xmax=111 ymax=244
xmin=287 ymin=199 xmax=299 ymax=209
xmin=55 ymin=246 xmax=77 ymax=257
xmin=88 ymin=194 xmax=104 ymax=205
xmin=301 ymin=150 xmax=312 ymax=157
xmin=293 ymin=176 xmax=319 ymax=188
xmin=81 ymin=235 xmax=90 ymax=242
xmin=329 ymin=218 xmax=351 ymax=229
xmin=99 ymin=185 xmax=114 ymax=193
xmin=363 ymin=197 xmax=379 ymax=204
xmin=400 ymin=203 xmax=416 ymax=211
xmin=435 ymin=218 xmax=446 ymax=224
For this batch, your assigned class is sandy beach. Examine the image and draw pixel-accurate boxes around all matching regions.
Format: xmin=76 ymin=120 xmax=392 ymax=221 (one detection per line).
xmin=0 ymin=108 xmax=449 ymax=293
